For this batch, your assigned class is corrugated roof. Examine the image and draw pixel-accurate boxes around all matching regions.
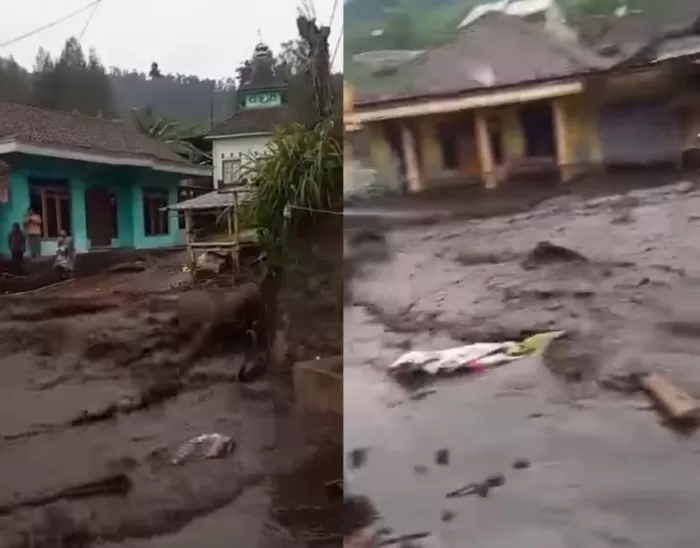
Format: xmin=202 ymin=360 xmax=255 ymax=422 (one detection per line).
xmin=459 ymin=0 xmax=554 ymax=28
xmin=207 ymin=105 xmax=296 ymax=137
xmin=0 ymin=101 xmax=194 ymax=168
xmin=167 ymin=187 xmax=254 ymax=211
xmin=355 ymin=13 xmax=611 ymax=106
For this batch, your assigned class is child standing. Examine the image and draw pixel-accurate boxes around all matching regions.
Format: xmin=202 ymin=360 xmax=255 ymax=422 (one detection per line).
xmin=8 ymin=223 xmax=26 ymax=274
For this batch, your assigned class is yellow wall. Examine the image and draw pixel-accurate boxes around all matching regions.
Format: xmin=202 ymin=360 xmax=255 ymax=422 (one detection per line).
xmin=418 ymin=117 xmax=443 ymax=178
xmin=554 ymin=94 xmax=602 ymax=168
xmin=501 ymin=107 xmax=525 ymax=161
xmin=367 ymin=122 xmax=391 ymax=172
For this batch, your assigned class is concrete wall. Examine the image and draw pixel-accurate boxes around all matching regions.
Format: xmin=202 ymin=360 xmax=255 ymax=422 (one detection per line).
xmin=0 ymin=154 xmax=182 ymax=256
xmin=211 ymin=134 xmax=271 ymax=187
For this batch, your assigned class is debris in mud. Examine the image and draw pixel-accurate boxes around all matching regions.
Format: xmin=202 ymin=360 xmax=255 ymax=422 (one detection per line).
xmin=0 ymin=473 xmax=131 ymax=515
xmin=409 ymin=388 xmax=437 ymax=401
xmin=171 ymin=433 xmax=236 ymax=465
xmin=435 ymin=449 xmax=449 ymax=466
xmin=348 ymin=448 xmax=369 ymax=470
xmin=388 ymin=332 xmax=565 ymax=378
xmin=597 ymin=372 xmax=643 ymax=395
xmin=641 ymin=373 xmax=699 ymax=423
xmin=376 ymin=531 xmax=432 ymax=546
xmin=107 ymin=261 xmax=146 ymax=273
xmin=440 ymin=509 xmax=456 ymax=523
xmin=446 ymin=473 xmax=505 ymax=499
xmin=522 ymin=241 xmax=587 ymax=269
xmin=512 ymin=458 xmax=531 ymax=470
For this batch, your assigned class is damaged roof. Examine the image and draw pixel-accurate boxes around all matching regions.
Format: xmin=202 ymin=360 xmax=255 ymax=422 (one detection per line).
xmin=572 ymin=3 xmax=700 ymax=61
xmin=0 ymin=101 xmax=197 ymax=169
xmin=355 ymin=13 xmax=612 ymax=106
xmin=207 ymin=105 xmax=296 ymax=138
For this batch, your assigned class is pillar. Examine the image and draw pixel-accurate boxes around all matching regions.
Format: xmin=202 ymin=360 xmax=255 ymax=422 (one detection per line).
xmin=553 ymin=98 xmax=576 ymax=182
xmin=70 ymin=177 xmax=88 ymax=252
xmin=475 ymin=111 xmax=497 ymax=189
xmin=401 ymin=124 xmax=422 ymax=192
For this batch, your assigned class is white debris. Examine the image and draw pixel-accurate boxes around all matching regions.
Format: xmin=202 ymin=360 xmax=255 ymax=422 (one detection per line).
xmin=388 ymin=331 xmax=565 ymax=377
xmin=171 ymin=433 xmax=236 ymax=465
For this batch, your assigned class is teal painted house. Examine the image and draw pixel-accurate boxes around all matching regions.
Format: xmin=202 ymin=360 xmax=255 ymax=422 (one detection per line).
xmin=0 ymin=102 xmax=210 ymax=256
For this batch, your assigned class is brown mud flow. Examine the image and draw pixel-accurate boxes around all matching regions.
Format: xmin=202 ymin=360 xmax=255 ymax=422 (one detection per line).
xmin=345 ymin=179 xmax=700 ymax=546
xmin=0 ymin=253 xmax=341 ymax=548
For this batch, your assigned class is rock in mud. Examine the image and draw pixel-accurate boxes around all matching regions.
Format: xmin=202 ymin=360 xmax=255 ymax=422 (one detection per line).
xmin=522 ymin=241 xmax=587 ymax=268
xmin=348 ymin=448 xmax=369 ymax=470
xmin=435 ymin=449 xmax=449 ymax=466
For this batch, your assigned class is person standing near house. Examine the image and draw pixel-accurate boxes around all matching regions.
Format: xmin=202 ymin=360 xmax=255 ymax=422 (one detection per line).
xmin=7 ymin=222 xmax=26 ymax=274
xmin=54 ymin=230 xmax=75 ymax=279
xmin=24 ymin=207 xmax=42 ymax=258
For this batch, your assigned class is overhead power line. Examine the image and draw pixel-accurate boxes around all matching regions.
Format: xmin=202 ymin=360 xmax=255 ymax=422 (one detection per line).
xmin=0 ymin=0 xmax=102 ymax=49
xmin=79 ymin=0 xmax=104 ymax=42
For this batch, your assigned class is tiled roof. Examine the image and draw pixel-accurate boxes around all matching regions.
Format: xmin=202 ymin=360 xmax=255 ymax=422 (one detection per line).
xmin=355 ymin=13 xmax=612 ymax=106
xmin=0 ymin=101 xmax=193 ymax=167
xmin=207 ymin=105 xmax=295 ymax=137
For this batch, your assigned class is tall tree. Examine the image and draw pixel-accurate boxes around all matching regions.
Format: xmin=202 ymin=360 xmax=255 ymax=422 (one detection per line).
xmin=32 ymin=37 xmax=117 ymax=118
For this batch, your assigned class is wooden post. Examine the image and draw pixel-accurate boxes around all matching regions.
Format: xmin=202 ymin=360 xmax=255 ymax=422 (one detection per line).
xmin=232 ymin=191 xmax=241 ymax=273
xmin=400 ymin=124 xmax=422 ymax=192
xmin=553 ymin=98 xmax=575 ymax=183
xmin=184 ymin=209 xmax=195 ymax=284
xmin=475 ymin=111 xmax=497 ymax=189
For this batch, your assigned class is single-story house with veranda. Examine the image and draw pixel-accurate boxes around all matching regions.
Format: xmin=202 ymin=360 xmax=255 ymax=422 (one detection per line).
xmin=0 ymin=101 xmax=211 ymax=256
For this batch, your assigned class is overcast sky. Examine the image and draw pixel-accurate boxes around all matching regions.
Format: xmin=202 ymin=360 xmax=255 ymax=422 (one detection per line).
xmin=0 ymin=0 xmax=343 ymax=80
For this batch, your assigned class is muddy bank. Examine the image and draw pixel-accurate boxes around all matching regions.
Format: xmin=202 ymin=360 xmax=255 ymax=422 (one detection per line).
xmin=345 ymin=179 xmax=700 ymax=545
xmin=0 ymin=255 xmax=341 ymax=547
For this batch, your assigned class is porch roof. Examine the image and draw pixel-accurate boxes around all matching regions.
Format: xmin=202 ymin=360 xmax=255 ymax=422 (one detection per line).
xmin=0 ymin=101 xmax=211 ymax=177
xmin=166 ymin=187 xmax=254 ymax=212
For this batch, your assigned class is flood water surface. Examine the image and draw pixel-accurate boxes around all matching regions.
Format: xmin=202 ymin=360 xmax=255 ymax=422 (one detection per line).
xmin=345 ymin=181 xmax=700 ymax=547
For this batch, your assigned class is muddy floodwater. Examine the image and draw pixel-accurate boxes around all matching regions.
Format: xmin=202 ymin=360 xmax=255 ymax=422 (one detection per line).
xmin=345 ymin=180 xmax=700 ymax=546
xmin=0 ymin=253 xmax=341 ymax=548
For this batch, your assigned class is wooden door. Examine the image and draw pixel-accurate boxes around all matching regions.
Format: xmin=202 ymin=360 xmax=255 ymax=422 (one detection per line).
xmin=85 ymin=187 xmax=114 ymax=248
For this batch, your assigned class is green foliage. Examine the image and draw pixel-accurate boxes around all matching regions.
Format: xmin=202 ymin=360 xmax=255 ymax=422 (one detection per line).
xmin=131 ymin=107 xmax=211 ymax=164
xmin=239 ymin=119 xmax=342 ymax=271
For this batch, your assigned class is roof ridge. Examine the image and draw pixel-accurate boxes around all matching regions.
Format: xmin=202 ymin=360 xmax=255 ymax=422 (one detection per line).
xmin=0 ymin=100 xmax=125 ymax=126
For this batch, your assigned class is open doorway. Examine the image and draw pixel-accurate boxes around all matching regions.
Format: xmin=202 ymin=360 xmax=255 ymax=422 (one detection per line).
xmin=85 ymin=186 xmax=117 ymax=248
xmin=519 ymin=101 xmax=556 ymax=158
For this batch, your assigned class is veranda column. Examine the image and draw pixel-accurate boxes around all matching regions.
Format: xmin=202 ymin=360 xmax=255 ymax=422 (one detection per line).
xmin=553 ymin=98 xmax=576 ymax=182
xmin=400 ymin=123 xmax=422 ymax=192
xmin=475 ymin=110 xmax=497 ymax=189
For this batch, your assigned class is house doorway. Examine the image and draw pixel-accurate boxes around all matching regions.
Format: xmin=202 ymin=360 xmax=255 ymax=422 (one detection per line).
xmin=520 ymin=101 xmax=556 ymax=158
xmin=85 ymin=186 xmax=117 ymax=248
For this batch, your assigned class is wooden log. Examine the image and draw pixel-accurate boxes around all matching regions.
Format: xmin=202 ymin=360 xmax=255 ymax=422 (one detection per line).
xmin=641 ymin=373 xmax=699 ymax=421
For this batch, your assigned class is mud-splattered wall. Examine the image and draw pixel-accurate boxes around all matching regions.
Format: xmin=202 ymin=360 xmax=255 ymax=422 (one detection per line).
xmin=275 ymin=209 xmax=343 ymax=365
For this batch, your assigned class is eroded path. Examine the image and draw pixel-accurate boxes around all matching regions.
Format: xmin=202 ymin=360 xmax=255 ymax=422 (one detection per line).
xmin=0 ymin=256 xmax=340 ymax=548
xmin=345 ymin=181 xmax=700 ymax=546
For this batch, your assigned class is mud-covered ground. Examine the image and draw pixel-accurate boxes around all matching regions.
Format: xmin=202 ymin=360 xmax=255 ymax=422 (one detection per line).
xmin=345 ymin=180 xmax=700 ymax=546
xmin=0 ymin=253 xmax=342 ymax=548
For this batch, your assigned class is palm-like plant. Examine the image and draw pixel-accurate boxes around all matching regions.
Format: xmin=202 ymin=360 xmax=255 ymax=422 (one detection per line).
xmin=238 ymin=117 xmax=342 ymax=271
xmin=131 ymin=107 xmax=211 ymax=164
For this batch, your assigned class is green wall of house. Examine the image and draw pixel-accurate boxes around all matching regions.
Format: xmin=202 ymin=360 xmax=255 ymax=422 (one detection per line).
xmin=0 ymin=153 xmax=183 ymax=256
